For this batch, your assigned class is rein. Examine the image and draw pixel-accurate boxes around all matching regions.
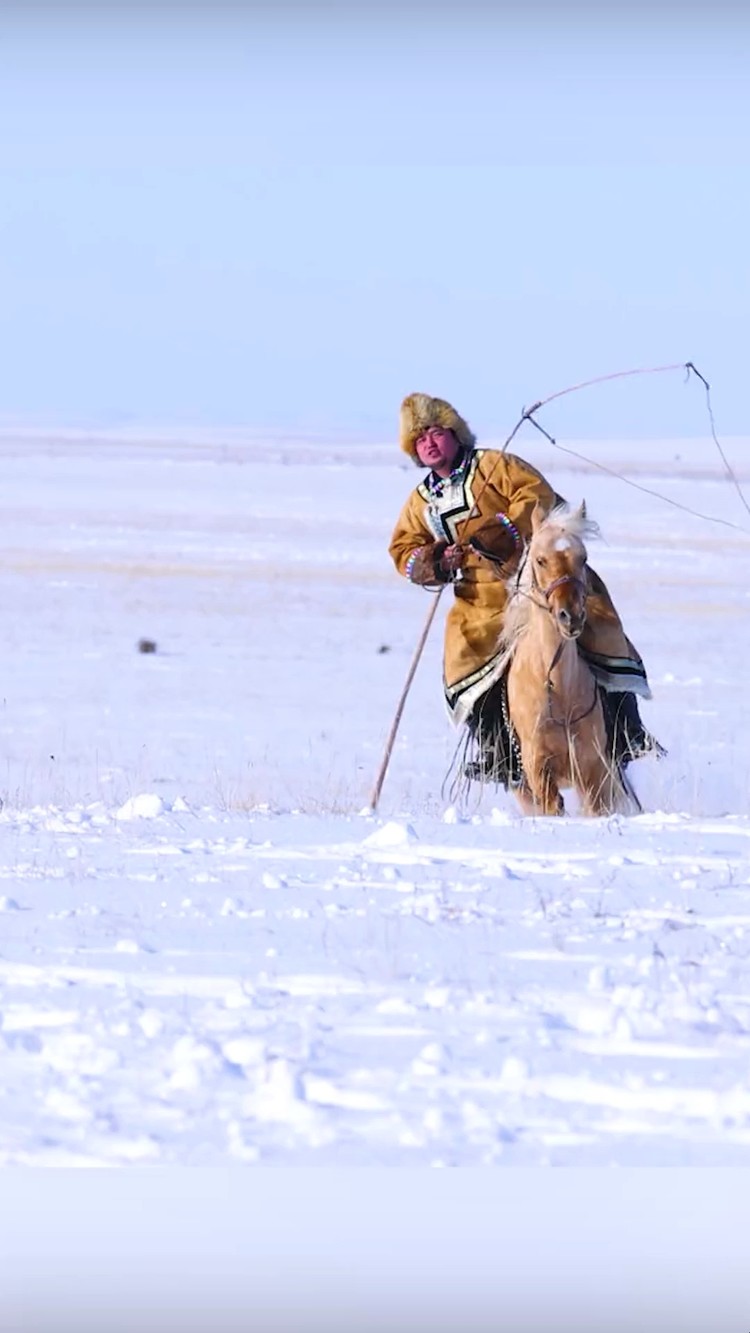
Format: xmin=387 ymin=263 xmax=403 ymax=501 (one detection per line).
xmin=545 ymin=672 xmax=600 ymax=730
xmin=542 ymin=633 xmax=600 ymax=729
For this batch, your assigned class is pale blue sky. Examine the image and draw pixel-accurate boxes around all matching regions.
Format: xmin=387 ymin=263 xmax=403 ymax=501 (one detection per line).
xmin=1 ymin=5 xmax=748 ymax=440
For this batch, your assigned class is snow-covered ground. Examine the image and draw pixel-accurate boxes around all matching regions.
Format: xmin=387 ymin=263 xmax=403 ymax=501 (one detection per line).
xmin=1 ymin=427 xmax=750 ymax=1165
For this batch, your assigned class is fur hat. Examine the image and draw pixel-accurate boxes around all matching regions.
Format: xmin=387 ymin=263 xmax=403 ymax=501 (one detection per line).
xmin=399 ymin=392 xmax=476 ymax=464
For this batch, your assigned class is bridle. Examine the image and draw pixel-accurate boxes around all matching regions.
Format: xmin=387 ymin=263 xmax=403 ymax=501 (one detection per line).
xmin=535 ymin=572 xmax=587 ymax=602
xmin=513 ymin=550 xmax=587 ymax=616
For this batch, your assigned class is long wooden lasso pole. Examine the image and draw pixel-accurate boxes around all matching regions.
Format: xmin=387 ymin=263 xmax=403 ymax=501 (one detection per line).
xmin=367 ymin=586 xmax=445 ymax=811
xmin=367 ymin=360 xmax=706 ymax=812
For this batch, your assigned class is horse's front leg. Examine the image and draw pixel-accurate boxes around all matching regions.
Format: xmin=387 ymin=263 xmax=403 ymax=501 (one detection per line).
xmin=574 ymin=723 xmax=629 ymax=816
xmin=580 ymin=763 xmax=637 ymax=817
xmin=574 ymin=749 xmax=617 ymax=815
xmin=516 ymin=760 xmax=565 ymax=817
xmin=579 ymin=774 xmax=617 ymax=816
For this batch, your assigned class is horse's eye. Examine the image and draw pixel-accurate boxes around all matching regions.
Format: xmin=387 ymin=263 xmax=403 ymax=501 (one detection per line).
xmin=535 ymin=555 xmax=547 ymax=568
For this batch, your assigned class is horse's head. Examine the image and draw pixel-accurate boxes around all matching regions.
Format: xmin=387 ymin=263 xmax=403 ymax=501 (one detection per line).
xmin=528 ymin=500 xmax=598 ymax=640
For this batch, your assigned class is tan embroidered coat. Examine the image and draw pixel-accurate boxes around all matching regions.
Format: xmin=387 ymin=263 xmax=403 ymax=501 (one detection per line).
xmin=389 ymin=448 xmax=649 ymax=726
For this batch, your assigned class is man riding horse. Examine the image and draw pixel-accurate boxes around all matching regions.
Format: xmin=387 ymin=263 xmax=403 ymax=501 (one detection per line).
xmin=388 ymin=392 xmax=665 ymax=789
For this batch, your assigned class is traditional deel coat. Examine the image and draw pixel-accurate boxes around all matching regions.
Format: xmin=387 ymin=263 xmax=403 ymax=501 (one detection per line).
xmin=389 ymin=447 xmax=650 ymax=727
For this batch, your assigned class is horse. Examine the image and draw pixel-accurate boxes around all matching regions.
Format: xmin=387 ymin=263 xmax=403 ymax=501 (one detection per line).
xmin=497 ymin=501 xmax=634 ymax=817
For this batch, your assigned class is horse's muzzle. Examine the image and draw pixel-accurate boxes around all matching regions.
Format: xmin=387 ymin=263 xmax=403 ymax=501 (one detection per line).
xmin=556 ymin=608 xmax=585 ymax=639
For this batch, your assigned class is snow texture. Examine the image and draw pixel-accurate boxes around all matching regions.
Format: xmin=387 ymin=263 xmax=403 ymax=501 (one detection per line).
xmin=1 ymin=429 xmax=749 ymax=1165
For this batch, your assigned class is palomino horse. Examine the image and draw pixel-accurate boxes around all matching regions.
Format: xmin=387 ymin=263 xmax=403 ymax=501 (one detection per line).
xmin=499 ymin=501 xmax=633 ymax=817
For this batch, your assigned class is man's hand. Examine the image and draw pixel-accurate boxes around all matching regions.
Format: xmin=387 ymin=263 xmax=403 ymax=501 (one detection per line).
xmin=440 ymin=543 xmax=465 ymax=574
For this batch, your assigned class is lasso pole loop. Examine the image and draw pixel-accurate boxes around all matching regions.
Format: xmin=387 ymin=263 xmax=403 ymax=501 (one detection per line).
xmin=505 ymin=360 xmax=750 ymax=536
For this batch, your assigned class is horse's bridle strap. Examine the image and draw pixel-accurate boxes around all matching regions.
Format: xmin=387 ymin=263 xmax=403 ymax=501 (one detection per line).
xmin=539 ymin=573 xmax=586 ymax=601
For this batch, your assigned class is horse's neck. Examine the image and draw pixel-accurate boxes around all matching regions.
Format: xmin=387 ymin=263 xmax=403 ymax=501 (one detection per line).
xmin=523 ymin=603 xmax=582 ymax=683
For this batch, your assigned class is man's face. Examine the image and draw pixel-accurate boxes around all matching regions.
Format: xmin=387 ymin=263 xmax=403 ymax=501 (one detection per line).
xmin=414 ymin=426 xmax=460 ymax=470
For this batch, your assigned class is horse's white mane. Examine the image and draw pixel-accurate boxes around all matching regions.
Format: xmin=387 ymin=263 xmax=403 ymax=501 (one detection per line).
xmin=542 ymin=502 xmax=601 ymax=546
xmin=496 ymin=503 xmax=601 ymax=668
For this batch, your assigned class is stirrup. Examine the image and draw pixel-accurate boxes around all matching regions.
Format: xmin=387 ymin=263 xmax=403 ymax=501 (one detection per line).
xmin=463 ymin=754 xmax=509 ymax=785
xmin=621 ymin=730 xmax=668 ymax=767
xmin=643 ymin=732 xmax=667 ymax=760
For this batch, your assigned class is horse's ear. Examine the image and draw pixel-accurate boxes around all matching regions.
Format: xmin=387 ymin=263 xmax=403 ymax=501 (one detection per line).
xmin=571 ymin=499 xmax=587 ymax=523
xmin=530 ymin=502 xmax=545 ymax=533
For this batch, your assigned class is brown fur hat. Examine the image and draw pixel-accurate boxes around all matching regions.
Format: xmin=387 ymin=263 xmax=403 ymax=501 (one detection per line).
xmin=399 ymin=392 xmax=477 ymax=464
